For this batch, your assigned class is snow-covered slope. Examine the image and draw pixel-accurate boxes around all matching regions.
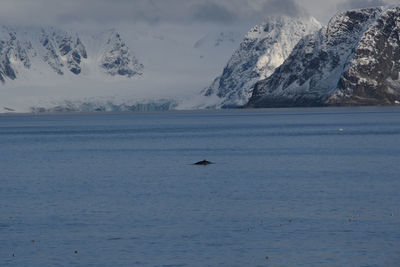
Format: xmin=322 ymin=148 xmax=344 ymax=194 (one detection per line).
xmin=0 ymin=23 xmax=245 ymax=113
xmin=0 ymin=27 xmax=143 ymax=84
xmin=100 ymin=32 xmax=143 ymax=77
xmin=249 ymin=6 xmax=400 ymax=107
xmin=202 ymin=15 xmax=321 ymax=108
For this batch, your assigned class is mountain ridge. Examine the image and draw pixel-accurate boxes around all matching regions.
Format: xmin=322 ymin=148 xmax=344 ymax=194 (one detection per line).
xmin=248 ymin=6 xmax=400 ymax=107
xmin=0 ymin=26 xmax=143 ymax=84
xmin=202 ymin=15 xmax=322 ymax=108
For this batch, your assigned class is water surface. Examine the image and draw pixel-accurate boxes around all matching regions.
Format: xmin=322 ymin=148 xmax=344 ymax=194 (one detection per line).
xmin=1 ymin=107 xmax=400 ymax=266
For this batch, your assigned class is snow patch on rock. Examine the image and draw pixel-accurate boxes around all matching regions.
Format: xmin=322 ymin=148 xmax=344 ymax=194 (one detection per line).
xmin=202 ymin=15 xmax=322 ymax=108
xmin=249 ymin=6 xmax=400 ymax=107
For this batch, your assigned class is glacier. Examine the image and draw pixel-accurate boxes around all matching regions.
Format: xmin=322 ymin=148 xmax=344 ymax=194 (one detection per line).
xmin=0 ymin=23 xmax=244 ymax=113
xmin=3 ymin=6 xmax=400 ymax=113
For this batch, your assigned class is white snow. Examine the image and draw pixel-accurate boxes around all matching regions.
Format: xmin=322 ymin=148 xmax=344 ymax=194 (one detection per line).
xmin=0 ymin=23 xmax=246 ymax=113
xmin=194 ymin=15 xmax=322 ymax=108
xmin=250 ymin=7 xmax=400 ymax=106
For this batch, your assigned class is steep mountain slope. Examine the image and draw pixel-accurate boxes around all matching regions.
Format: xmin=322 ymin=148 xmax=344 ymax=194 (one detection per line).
xmin=0 ymin=27 xmax=143 ymax=84
xmin=0 ymin=29 xmax=34 ymax=82
xmin=1 ymin=24 xmax=245 ymax=113
xmin=249 ymin=6 xmax=400 ymax=107
xmin=39 ymin=29 xmax=88 ymax=75
xmin=100 ymin=32 xmax=143 ymax=77
xmin=203 ymin=15 xmax=321 ymax=108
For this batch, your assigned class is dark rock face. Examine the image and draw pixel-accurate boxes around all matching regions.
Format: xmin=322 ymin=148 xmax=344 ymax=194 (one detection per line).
xmin=40 ymin=31 xmax=88 ymax=75
xmin=100 ymin=32 xmax=143 ymax=78
xmin=59 ymin=36 xmax=87 ymax=75
xmin=327 ymin=7 xmax=400 ymax=105
xmin=40 ymin=32 xmax=65 ymax=75
xmin=248 ymin=7 xmax=400 ymax=107
xmin=203 ymin=16 xmax=321 ymax=108
xmin=0 ymin=30 xmax=33 ymax=83
xmin=0 ymin=27 xmax=143 ymax=84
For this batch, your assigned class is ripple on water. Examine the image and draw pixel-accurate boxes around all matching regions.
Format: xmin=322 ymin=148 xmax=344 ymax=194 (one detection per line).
xmin=106 ymin=237 xmax=123 ymax=241
xmin=0 ymin=223 xmax=11 ymax=228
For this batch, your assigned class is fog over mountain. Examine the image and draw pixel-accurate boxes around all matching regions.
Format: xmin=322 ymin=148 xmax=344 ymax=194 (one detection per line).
xmin=0 ymin=0 xmax=398 ymax=112
xmin=1 ymin=0 xmax=398 ymax=27
xmin=248 ymin=6 xmax=400 ymax=107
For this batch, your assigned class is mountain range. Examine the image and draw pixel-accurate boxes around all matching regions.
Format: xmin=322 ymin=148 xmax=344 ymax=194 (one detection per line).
xmin=248 ymin=6 xmax=400 ymax=107
xmin=0 ymin=24 xmax=243 ymax=113
xmin=202 ymin=15 xmax=321 ymax=108
xmin=0 ymin=27 xmax=143 ymax=84
xmin=1 ymin=5 xmax=400 ymax=113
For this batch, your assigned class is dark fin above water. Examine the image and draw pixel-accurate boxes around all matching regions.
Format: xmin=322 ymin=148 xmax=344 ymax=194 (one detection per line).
xmin=193 ymin=160 xmax=213 ymax=165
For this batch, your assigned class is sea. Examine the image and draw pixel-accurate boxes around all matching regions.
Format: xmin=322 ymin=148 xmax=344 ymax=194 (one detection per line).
xmin=1 ymin=107 xmax=400 ymax=267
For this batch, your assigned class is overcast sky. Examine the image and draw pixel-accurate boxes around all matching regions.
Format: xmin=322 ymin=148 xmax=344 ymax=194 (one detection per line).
xmin=0 ymin=0 xmax=398 ymax=27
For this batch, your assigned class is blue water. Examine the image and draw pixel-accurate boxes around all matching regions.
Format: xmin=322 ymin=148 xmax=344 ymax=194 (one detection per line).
xmin=1 ymin=107 xmax=400 ymax=266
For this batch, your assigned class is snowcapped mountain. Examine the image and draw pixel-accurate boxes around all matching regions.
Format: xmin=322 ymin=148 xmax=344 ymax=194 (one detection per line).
xmin=249 ymin=6 xmax=400 ymax=107
xmin=201 ymin=15 xmax=321 ymax=108
xmin=0 ymin=26 xmax=143 ymax=84
xmin=100 ymin=32 xmax=143 ymax=77
xmin=0 ymin=23 xmax=245 ymax=113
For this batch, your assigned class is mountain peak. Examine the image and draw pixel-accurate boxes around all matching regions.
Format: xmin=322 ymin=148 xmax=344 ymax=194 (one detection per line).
xmin=101 ymin=31 xmax=143 ymax=77
xmin=248 ymin=6 xmax=400 ymax=107
xmin=203 ymin=15 xmax=321 ymax=108
xmin=0 ymin=26 xmax=143 ymax=84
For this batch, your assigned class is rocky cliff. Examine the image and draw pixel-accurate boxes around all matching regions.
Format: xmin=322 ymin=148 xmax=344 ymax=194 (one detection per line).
xmin=0 ymin=27 xmax=143 ymax=84
xmin=248 ymin=7 xmax=400 ymax=107
xmin=204 ymin=15 xmax=321 ymax=108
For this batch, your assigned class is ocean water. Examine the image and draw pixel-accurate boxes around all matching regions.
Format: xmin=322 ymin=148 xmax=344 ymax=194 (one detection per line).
xmin=1 ymin=107 xmax=400 ymax=267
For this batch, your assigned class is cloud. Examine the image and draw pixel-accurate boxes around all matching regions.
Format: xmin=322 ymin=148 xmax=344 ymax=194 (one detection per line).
xmin=191 ymin=0 xmax=307 ymax=23
xmin=2 ymin=0 xmax=395 ymax=27
xmin=192 ymin=2 xmax=236 ymax=23
xmin=261 ymin=0 xmax=308 ymax=17
xmin=0 ymin=0 xmax=310 ymax=27
xmin=337 ymin=0 xmax=387 ymax=10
